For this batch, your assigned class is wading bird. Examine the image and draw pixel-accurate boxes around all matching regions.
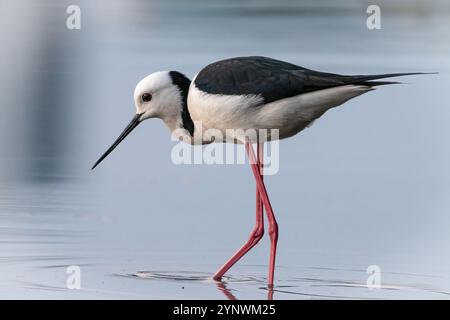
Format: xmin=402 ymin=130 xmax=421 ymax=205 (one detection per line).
xmin=92 ymin=56 xmax=429 ymax=288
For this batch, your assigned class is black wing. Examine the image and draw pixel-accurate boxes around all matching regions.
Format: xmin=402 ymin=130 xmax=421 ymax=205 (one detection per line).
xmin=194 ymin=56 xmax=426 ymax=104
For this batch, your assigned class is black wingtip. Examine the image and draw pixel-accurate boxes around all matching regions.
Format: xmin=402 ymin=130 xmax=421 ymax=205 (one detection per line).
xmin=397 ymin=72 xmax=438 ymax=77
xmin=363 ymin=71 xmax=438 ymax=80
xmin=363 ymin=80 xmax=402 ymax=86
xmin=352 ymin=71 xmax=437 ymax=87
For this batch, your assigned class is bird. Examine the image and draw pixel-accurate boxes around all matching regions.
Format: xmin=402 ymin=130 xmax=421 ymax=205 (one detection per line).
xmin=91 ymin=56 xmax=431 ymax=288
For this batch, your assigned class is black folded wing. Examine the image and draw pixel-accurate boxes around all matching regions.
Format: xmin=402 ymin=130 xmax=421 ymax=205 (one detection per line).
xmin=194 ymin=56 xmax=426 ymax=105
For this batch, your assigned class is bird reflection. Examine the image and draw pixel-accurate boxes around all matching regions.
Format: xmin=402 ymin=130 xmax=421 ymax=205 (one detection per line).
xmin=267 ymin=286 xmax=274 ymax=300
xmin=215 ymin=280 xmax=275 ymax=300
xmin=216 ymin=281 xmax=237 ymax=300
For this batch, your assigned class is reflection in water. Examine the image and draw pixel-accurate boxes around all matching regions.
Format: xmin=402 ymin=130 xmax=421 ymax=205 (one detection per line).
xmin=216 ymin=282 xmax=237 ymax=300
xmin=132 ymin=270 xmax=211 ymax=281
xmin=116 ymin=267 xmax=450 ymax=299
xmin=129 ymin=270 xmax=268 ymax=300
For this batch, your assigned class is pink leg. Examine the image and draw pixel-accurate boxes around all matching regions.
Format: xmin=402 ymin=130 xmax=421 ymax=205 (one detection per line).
xmin=213 ymin=143 xmax=265 ymax=281
xmin=245 ymin=142 xmax=278 ymax=288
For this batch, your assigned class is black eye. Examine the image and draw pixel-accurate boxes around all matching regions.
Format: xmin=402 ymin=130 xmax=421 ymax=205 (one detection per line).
xmin=142 ymin=93 xmax=152 ymax=102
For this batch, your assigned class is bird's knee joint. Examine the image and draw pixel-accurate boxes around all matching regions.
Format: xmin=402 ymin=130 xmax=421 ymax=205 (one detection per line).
xmin=251 ymin=228 xmax=264 ymax=240
xmin=268 ymin=223 xmax=278 ymax=241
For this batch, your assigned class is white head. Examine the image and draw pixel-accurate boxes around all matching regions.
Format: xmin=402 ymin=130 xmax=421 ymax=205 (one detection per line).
xmin=92 ymin=71 xmax=193 ymax=170
xmin=134 ymin=71 xmax=183 ymax=126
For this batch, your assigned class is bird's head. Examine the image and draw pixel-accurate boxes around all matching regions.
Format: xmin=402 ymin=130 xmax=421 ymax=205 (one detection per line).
xmin=134 ymin=71 xmax=186 ymax=122
xmin=91 ymin=71 xmax=191 ymax=170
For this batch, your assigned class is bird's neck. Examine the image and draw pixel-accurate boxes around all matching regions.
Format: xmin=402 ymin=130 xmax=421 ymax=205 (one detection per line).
xmin=167 ymin=71 xmax=194 ymax=138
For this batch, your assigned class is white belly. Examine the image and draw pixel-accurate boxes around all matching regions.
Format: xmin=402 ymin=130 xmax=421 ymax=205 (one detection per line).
xmin=187 ymin=82 xmax=372 ymax=142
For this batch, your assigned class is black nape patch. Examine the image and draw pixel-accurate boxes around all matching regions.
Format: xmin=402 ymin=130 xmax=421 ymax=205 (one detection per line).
xmin=169 ymin=71 xmax=194 ymax=136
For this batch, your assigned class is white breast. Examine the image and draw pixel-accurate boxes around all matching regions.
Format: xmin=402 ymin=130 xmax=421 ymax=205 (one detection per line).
xmin=187 ymin=81 xmax=263 ymax=133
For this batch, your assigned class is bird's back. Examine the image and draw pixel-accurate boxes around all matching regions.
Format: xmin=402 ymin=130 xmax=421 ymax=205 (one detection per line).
xmin=188 ymin=56 xmax=426 ymax=141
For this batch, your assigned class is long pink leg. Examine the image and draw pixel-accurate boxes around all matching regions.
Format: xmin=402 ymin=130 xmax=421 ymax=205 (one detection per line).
xmin=213 ymin=143 xmax=265 ymax=281
xmin=245 ymin=142 xmax=278 ymax=288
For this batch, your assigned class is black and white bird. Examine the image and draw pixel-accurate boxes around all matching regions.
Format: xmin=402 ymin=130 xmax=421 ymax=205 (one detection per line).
xmin=92 ymin=56 xmax=430 ymax=288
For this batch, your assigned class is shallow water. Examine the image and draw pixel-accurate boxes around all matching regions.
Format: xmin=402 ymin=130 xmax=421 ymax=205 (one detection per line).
xmin=1 ymin=0 xmax=450 ymax=299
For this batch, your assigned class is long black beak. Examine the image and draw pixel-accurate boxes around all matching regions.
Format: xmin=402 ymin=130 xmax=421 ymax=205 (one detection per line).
xmin=91 ymin=113 xmax=142 ymax=170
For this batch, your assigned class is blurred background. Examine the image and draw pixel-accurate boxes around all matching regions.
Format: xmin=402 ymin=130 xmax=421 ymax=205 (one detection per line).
xmin=0 ymin=0 xmax=450 ymax=299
